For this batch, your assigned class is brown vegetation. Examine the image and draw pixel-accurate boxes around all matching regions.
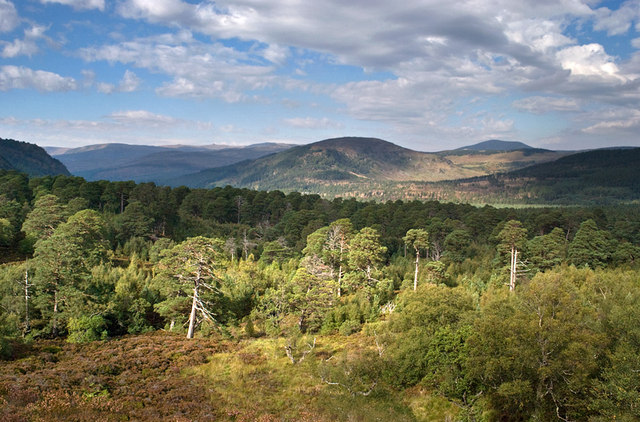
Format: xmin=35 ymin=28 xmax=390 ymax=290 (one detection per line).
xmin=0 ymin=332 xmax=233 ymax=421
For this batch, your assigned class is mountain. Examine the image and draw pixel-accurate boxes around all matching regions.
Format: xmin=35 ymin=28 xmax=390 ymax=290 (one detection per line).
xmin=456 ymin=139 xmax=535 ymax=151
xmin=48 ymin=142 xmax=293 ymax=182
xmin=0 ymin=138 xmax=70 ymax=177
xmin=172 ymin=137 xmax=491 ymax=191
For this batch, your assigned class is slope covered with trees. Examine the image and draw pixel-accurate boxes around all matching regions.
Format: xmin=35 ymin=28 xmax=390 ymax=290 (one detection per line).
xmin=171 ymin=137 xmax=492 ymax=190
xmin=0 ymin=138 xmax=69 ymax=177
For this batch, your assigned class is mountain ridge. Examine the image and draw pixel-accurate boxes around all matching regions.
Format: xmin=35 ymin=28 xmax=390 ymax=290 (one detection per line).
xmin=169 ymin=137 xmax=562 ymax=191
xmin=48 ymin=142 xmax=294 ymax=182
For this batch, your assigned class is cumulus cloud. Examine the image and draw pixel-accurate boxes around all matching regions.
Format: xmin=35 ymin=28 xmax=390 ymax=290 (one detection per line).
xmin=1 ymin=24 xmax=50 ymax=58
xmin=556 ymin=43 xmax=625 ymax=80
xmin=81 ymin=32 xmax=277 ymax=101
xmin=593 ymin=0 xmax=640 ymax=36
xmin=40 ymin=0 xmax=105 ymax=11
xmin=0 ymin=0 xmax=18 ymax=32
xmin=0 ymin=65 xmax=77 ymax=91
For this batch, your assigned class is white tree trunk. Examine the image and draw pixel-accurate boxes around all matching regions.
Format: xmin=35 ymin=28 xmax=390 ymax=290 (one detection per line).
xmin=187 ymin=287 xmax=198 ymax=339
xmin=414 ymin=249 xmax=420 ymax=291
xmin=509 ymin=247 xmax=518 ymax=291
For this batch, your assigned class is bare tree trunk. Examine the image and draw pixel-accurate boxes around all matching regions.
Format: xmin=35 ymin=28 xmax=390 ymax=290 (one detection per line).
xmin=414 ymin=249 xmax=420 ymax=291
xmin=52 ymin=289 xmax=59 ymax=336
xmin=509 ymin=246 xmax=518 ymax=291
xmin=337 ymin=264 xmax=343 ymax=297
xmin=187 ymin=287 xmax=198 ymax=339
xmin=23 ymin=267 xmax=30 ymax=335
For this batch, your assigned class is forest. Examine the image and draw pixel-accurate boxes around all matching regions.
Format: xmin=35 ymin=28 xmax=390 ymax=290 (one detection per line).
xmin=0 ymin=169 xmax=639 ymax=421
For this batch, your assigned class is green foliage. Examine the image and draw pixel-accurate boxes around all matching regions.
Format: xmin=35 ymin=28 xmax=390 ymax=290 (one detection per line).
xmin=468 ymin=270 xmax=606 ymax=421
xmin=527 ymin=226 xmax=566 ymax=272
xmin=67 ymin=314 xmax=108 ymax=343
xmin=569 ymin=219 xmax=612 ymax=268
xmin=386 ymin=284 xmax=476 ymax=388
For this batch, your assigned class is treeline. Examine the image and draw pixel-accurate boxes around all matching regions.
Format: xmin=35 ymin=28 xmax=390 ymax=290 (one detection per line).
xmin=1 ymin=170 xmax=639 ymax=420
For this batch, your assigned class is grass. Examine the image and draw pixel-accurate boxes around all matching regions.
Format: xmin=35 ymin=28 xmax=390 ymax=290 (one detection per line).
xmin=0 ymin=331 xmax=462 ymax=421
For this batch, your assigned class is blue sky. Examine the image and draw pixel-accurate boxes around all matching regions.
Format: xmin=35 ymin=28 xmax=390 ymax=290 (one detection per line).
xmin=1 ymin=0 xmax=640 ymax=151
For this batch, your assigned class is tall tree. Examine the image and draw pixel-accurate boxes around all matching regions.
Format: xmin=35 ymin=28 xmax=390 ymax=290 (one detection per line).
xmin=497 ymin=220 xmax=528 ymax=291
xmin=323 ymin=219 xmax=353 ymax=297
xmin=31 ymin=209 xmax=109 ymax=336
xmin=21 ymin=194 xmax=67 ymax=244
xmin=347 ymin=227 xmax=387 ymax=290
xmin=403 ymin=228 xmax=429 ymax=291
xmin=568 ymin=219 xmax=611 ymax=268
xmin=153 ymin=236 xmax=224 ymax=338
xmin=528 ymin=227 xmax=566 ymax=272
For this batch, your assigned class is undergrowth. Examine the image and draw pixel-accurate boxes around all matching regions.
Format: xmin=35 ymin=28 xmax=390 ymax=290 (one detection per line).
xmin=1 ymin=331 xmax=458 ymax=421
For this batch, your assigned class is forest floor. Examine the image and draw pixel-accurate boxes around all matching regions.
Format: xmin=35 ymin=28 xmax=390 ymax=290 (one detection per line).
xmin=0 ymin=332 xmax=458 ymax=421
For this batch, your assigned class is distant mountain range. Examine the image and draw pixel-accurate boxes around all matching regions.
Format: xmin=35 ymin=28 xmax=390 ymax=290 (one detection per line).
xmin=46 ymin=142 xmax=293 ymax=183
xmin=170 ymin=137 xmax=567 ymax=192
xmin=1 ymin=138 xmax=69 ymax=177
xmin=12 ymin=136 xmax=639 ymax=204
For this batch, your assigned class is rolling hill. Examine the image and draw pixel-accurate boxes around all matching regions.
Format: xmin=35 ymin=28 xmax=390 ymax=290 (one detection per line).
xmin=0 ymin=138 xmax=70 ymax=177
xmin=455 ymin=139 xmax=535 ymax=151
xmin=48 ymin=142 xmax=293 ymax=182
xmin=171 ymin=137 xmax=489 ymax=191
xmin=170 ymin=137 xmax=568 ymax=195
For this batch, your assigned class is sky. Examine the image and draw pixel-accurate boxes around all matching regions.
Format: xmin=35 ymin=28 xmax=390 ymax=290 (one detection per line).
xmin=1 ymin=0 xmax=640 ymax=151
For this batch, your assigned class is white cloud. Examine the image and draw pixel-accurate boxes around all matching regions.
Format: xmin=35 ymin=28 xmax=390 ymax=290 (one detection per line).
xmin=1 ymin=24 xmax=49 ymax=58
xmin=556 ymin=43 xmax=627 ymax=83
xmin=0 ymin=65 xmax=77 ymax=91
xmin=106 ymin=109 xmax=179 ymax=125
xmin=580 ymin=108 xmax=640 ymax=134
xmin=40 ymin=0 xmax=105 ymax=11
xmin=98 ymin=69 xmax=141 ymax=93
xmin=81 ymin=33 xmax=277 ymax=101
xmin=283 ymin=117 xmax=343 ymax=130
xmin=594 ymin=0 xmax=640 ymax=36
xmin=0 ymin=112 xmax=214 ymax=147
xmin=0 ymin=0 xmax=18 ymax=33
xmin=512 ymin=96 xmax=581 ymax=114
xmin=119 ymin=69 xmax=140 ymax=92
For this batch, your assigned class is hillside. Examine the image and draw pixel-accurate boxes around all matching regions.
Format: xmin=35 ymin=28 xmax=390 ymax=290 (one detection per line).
xmin=49 ymin=142 xmax=293 ymax=182
xmin=172 ymin=137 xmax=571 ymax=198
xmin=172 ymin=137 xmax=488 ymax=190
xmin=425 ymin=147 xmax=640 ymax=204
xmin=0 ymin=138 xmax=70 ymax=177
